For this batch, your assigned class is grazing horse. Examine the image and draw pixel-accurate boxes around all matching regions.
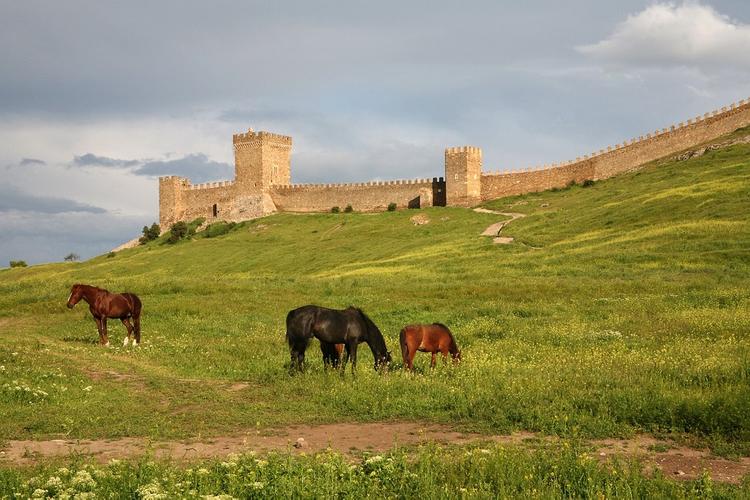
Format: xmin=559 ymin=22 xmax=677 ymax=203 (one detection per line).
xmin=400 ymin=323 xmax=461 ymax=370
xmin=66 ymin=284 xmax=142 ymax=346
xmin=286 ymin=305 xmax=391 ymax=373
xmin=320 ymin=342 xmax=345 ymax=368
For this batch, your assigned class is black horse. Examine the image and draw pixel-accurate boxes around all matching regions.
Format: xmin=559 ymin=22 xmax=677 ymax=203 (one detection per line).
xmin=286 ymin=305 xmax=392 ymax=373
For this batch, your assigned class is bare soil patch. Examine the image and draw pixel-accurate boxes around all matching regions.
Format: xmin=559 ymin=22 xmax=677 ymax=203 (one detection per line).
xmin=2 ymin=424 xmax=747 ymax=483
xmin=474 ymin=208 xmax=526 ymax=244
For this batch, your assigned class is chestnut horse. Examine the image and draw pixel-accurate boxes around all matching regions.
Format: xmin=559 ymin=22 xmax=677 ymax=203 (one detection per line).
xmin=66 ymin=284 xmax=142 ymax=346
xmin=400 ymin=323 xmax=460 ymax=370
xmin=320 ymin=342 xmax=345 ymax=368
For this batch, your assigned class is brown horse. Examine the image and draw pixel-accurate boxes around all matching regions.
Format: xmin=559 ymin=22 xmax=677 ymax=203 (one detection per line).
xmin=400 ymin=323 xmax=460 ymax=370
xmin=320 ymin=342 xmax=345 ymax=368
xmin=66 ymin=284 xmax=142 ymax=346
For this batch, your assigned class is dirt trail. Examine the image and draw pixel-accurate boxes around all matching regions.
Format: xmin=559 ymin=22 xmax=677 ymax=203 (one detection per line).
xmin=2 ymin=423 xmax=748 ymax=483
xmin=474 ymin=208 xmax=526 ymax=244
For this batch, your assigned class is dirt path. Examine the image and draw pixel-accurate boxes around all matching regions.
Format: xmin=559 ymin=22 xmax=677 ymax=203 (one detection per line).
xmin=2 ymin=423 xmax=748 ymax=483
xmin=474 ymin=208 xmax=526 ymax=244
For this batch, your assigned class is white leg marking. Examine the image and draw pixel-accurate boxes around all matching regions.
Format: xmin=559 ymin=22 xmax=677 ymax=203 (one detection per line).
xmin=67 ymin=292 xmax=72 ymax=304
xmin=123 ymin=337 xmax=130 ymax=346
xmin=105 ymin=342 xmax=110 ymax=347
xmin=133 ymin=341 xmax=139 ymax=347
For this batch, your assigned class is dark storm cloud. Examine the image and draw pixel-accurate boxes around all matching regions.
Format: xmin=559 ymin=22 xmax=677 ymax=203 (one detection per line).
xmin=0 ymin=185 xmax=106 ymax=214
xmin=134 ymin=154 xmax=234 ymax=183
xmin=73 ymin=153 xmax=140 ymax=168
xmin=0 ymin=211 xmax=151 ymax=265
xmin=19 ymin=158 xmax=46 ymax=166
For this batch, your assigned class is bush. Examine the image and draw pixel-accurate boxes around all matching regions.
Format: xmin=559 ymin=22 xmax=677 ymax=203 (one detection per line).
xmin=106 ymin=252 xmax=116 ymax=259
xmin=582 ymin=179 xmax=595 ymax=187
xmin=331 ymin=206 xmax=340 ymax=213
xmin=168 ymin=221 xmax=189 ymax=244
xmin=344 ymin=204 xmax=353 ymax=213
xmin=64 ymin=253 xmax=80 ymax=262
xmin=387 ymin=202 xmax=397 ymax=212
xmin=139 ymin=222 xmax=161 ymax=244
xmin=9 ymin=260 xmax=27 ymax=268
xmin=567 ymin=180 xmax=578 ymax=188
xmin=203 ymin=222 xmax=237 ymax=238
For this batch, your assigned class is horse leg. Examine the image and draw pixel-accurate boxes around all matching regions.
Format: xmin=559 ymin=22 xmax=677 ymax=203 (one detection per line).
xmin=430 ymin=352 xmax=436 ymax=369
xmin=348 ymin=341 xmax=358 ymax=374
xmin=133 ymin=314 xmax=141 ymax=345
xmin=94 ymin=317 xmax=104 ymax=345
xmin=101 ymin=318 xmax=110 ymax=347
xmin=121 ymin=318 xmax=133 ymax=346
xmin=288 ymin=338 xmax=308 ymax=373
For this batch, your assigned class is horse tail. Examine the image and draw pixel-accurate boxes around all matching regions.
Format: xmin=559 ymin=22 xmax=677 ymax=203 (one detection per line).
xmin=127 ymin=294 xmax=143 ymax=343
xmin=399 ymin=327 xmax=409 ymax=362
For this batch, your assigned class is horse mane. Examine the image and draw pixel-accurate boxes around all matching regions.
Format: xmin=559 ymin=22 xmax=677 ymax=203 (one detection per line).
xmin=433 ymin=322 xmax=459 ymax=352
xmin=355 ymin=308 xmax=387 ymax=352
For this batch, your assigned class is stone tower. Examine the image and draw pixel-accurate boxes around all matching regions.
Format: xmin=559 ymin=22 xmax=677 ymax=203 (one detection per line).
xmin=233 ymin=130 xmax=292 ymax=192
xmin=444 ymin=146 xmax=482 ymax=207
xmin=158 ymin=175 xmax=188 ymax=230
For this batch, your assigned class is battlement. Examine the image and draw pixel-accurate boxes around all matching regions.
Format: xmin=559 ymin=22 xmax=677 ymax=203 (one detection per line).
xmin=445 ymin=146 xmax=482 ymax=156
xmin=232 ymin=129 xmax=292 ymax=146
xmin=273 ymin=177 xmax=434 ymax=191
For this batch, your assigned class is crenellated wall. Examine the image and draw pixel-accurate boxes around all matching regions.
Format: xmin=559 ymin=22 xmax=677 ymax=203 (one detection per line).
xmin=480 ymin=98 xmax=750 ymax=201
xmin=159 ymin=98 xmax=750 ymax=227
xmin=271 ymin=178 xmax=435 ymax=212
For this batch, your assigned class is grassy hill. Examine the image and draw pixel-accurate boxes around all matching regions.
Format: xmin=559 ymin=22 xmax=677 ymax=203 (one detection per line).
xmin=1 ymin=129 xmax=749 ymax=460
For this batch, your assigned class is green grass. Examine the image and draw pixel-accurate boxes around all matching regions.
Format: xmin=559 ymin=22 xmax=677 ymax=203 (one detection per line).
xmin=1 ymin=133 xmax=749 ymax=480
xmin=2 ymin=442 xmax=747 ymax=499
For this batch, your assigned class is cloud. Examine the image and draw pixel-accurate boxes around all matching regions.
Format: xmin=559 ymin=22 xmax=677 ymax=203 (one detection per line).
xmin=0 ymin=210 xmax=151 ymax=265
xmin=19 ymin=157 xmax=45 ymax=166
xmin=133 ymin=153 xmax=234 ymax=183
xmin=577 ymin=2 xmax=750 ymax=71
xmin=73 ymin=153 xmax=140 ymax=168
xmin=0 ymin=184 xmax=106 ymax=214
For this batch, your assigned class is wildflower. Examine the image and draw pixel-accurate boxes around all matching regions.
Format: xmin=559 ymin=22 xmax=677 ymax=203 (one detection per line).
xmin=45 ymin=476 xmax=64 ymax=491
xmin=365 ymin=455 xmax=384 ymax=465
xmin=83 ymin=386 xmax=92 ymax=392
xmin=31 ymin=489 xmax=47 ymax=498
xmin=71 ymin=470 xmax=96 ymax=490
xmin=254 ymin=459 xmax=267 ymax=468
xmin=197 ymin=468 xmax=210 ymax=476
xmin=252 ymin=482 xmax=265 ymax=490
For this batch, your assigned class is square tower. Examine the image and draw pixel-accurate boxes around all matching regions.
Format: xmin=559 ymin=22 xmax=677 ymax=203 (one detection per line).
xmin=233 ymin=130 xmax=292 ymax=193
xmin=444 ymin=146 xmax=482 ymax=206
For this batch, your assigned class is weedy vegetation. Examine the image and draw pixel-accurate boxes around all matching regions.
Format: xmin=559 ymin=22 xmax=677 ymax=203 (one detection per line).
xmin=1 ymin=134 xmax=749 ymax=495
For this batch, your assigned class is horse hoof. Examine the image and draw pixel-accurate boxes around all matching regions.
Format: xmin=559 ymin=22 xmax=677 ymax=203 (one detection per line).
xmin=133 ymin=341 xmax=139 ymax=347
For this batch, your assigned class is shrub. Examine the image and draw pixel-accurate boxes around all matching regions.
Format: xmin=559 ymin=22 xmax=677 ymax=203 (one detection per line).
xmin=168 ymin=221 xmax=188 ymax=243
xmin=203 ymin=222 xmax=237 ymax=238
xmin=387 ymin=202 xmax=397 ymax=212
xmin=582 ymin=179 xmax=595 ymax=187
xmin=567 ymin=179 xmax=578 ymax=188
xmin=9 ymin=260 xmax=27 ymax=268
xmin=331 ymin=206 xmax=340 ymax=213
xmin=139 ymin=222 xmax=161 ymax=244
xmin=64 ymin=253 xmax=80 ymax=262
xmin=344 ymin=204 xmax=353 ymax=213
xmin=106 ymin=252 xmax=116 ymax=259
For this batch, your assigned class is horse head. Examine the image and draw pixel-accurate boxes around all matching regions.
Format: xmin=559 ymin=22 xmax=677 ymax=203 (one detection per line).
xmin=375 ymin=350 xmax=392 ymax=370
xmin=66 ymin=284 xmax=84 ymax=308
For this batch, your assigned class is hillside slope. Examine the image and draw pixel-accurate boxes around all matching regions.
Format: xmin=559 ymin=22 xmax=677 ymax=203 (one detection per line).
xmin=1 ymin=130 xmax=748 ymax=454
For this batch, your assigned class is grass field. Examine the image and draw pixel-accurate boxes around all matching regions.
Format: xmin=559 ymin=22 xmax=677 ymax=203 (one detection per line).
xmin=1 ymin=131 xmax=749 ymax=496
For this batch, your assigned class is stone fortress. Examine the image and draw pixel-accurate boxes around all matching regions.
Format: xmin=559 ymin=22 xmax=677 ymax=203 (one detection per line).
xmin=159 ymin=98 xmax=750 ymax=229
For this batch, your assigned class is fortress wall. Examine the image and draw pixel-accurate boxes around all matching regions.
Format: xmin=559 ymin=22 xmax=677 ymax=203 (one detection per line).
xmin=271 ymin=179 xmax=435 ymax=212
xmin=175 ymin=181 xmax=235 ymax=222
xmin=480 ymin=99 xmax=750 ymax=201
xmin=481 ymin=161 xmax=595 ymax=200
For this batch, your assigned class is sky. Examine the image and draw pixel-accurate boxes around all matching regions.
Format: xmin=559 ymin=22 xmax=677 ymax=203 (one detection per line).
xmin=1 ymin=0 xmax=749 ymax=265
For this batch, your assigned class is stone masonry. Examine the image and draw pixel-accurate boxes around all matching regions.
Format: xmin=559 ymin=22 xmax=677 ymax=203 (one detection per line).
xmin=159 ymin=98 xmax=750 ymax=228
